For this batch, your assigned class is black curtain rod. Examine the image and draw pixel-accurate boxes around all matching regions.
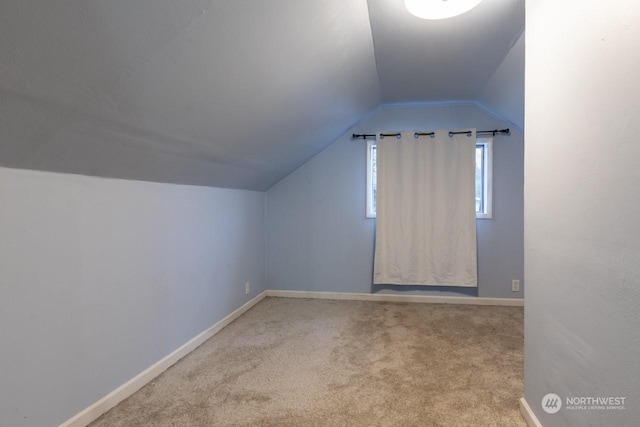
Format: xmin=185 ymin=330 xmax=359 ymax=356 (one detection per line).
xmin=352 ymin=128 xmax=510 ymax=140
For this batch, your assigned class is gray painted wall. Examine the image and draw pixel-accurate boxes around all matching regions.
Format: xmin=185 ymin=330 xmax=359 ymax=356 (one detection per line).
xmin=478 ymin=31 xmax=525 ymax=132
xmin=0 ymin=167 xmax=265 ymax=426
xmin=266 ymin=103 xmax=524 ymax=299
xmin=524 ymin=0 xmax=640 ymax=425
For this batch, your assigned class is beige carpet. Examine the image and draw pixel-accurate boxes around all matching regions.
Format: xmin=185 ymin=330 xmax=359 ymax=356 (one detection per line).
xmin=91 ymin=297 xmax=525 ymax=426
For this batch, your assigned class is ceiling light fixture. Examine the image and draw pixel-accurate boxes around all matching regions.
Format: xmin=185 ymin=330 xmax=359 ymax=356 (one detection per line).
xmin=404 ymin=0 xmax=482 ymax=20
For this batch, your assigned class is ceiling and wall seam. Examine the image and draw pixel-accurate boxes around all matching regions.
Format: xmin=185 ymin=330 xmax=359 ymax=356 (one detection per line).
xmin=0 ymin=0 xmax=523 ymax=191
xmin=363 ymin=0 xmax=386 ymax=105
xmin=0 ymin=88 xmax=235 ymax=167
xmin=265 ymin=99 xmax=522 ymax=192
xmin=264 ymin=103 xmax=385 ymax=192
xmin=471 ymin=26 xmax=525 ymax=100
xmin=472 ymin=101 xmax=523 ymax=133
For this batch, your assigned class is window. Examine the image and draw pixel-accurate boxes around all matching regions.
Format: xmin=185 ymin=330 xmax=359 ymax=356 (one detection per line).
xmin=475 ymin=137 xmax=493 ymax=219
xmin=366 ymin=140 xmax=377 ymax=218
xmin=366 ymin=137 xmax=493 ymax=219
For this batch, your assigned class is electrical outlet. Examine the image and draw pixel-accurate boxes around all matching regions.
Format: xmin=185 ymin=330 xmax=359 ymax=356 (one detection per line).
xmin=245 ymin=282 xmax=250 ymax=295
xmin=512 ymin=279 xmax=520 ymax=292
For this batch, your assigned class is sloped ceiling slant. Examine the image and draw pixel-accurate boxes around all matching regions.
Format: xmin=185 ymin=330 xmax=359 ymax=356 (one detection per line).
xmin=0 ymin=0 xmax=381 ymax=190
xmin=0 ymin=0 xmax=524 ymax=190
xmin=367 ymin=0 xmax=525 ymax=103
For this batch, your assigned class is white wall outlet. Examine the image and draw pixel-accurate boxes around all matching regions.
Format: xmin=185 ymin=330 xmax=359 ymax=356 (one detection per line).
xmin=245 ymin=282 xmax=250 ymax=295
xmin=512 ymin=279 xmax=520 ymax=292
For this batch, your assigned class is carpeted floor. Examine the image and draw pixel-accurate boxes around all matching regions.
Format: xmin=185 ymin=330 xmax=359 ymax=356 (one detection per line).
xmin=91 ymin=297 xmax=525 ymax=426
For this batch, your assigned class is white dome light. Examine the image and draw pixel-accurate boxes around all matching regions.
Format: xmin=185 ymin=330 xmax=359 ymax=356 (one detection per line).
xmin=404 ymin=0 xmax=483 ymax=20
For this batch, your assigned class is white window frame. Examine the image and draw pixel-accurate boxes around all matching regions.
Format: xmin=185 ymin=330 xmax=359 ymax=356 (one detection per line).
xmin=475 ymin=137 xmax=493 ymax=220
xmin=366 ymin=140 xmax=376 ymax=218
xmin=365 ymin=137 xmax=493 ymax=219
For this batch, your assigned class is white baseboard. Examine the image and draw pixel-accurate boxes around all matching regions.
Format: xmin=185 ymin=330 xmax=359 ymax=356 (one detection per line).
xmin=520 ymin=397 xmax=543 ymax=427
xmin=59 ymin=291 xmax=267 ymax=427
xmin=266 ymin=290 xmax=524 ymax=307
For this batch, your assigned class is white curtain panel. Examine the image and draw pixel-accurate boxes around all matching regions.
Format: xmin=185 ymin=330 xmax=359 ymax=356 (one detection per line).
xmin=373 ymin=130 xmax=478 ymax=286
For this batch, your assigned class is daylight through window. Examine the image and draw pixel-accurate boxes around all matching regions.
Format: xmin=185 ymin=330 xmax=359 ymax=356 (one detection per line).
xmin=366 ymin=137 xmax=492 ymax=219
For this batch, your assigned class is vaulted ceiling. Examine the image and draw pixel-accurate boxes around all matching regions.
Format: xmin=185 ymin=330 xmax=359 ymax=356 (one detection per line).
xmin=0 ymin=0 xmax=524 ymax=190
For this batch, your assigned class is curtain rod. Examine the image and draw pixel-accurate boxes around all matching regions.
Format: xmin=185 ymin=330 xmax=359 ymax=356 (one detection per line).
xmin=352 ymin=128 xmax=510 ymax=140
